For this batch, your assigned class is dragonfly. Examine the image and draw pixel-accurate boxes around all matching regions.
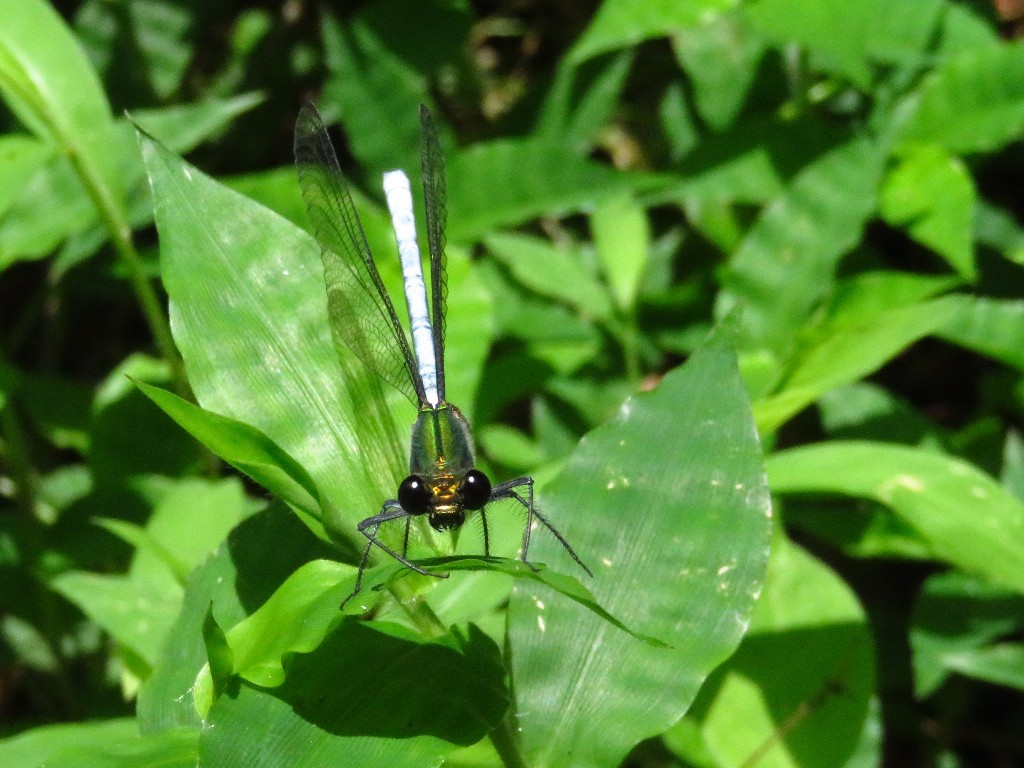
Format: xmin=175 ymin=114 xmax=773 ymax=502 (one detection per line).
xmin=294 ymin=102 xmax=592 ymax=605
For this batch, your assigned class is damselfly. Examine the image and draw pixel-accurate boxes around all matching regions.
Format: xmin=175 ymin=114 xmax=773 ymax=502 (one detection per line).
xmin=294 ymin=103 xmax=592 ymax=605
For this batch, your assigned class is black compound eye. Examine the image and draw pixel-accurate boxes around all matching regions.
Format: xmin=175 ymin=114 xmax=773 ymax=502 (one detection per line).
xmin=398 ymin=475 xmax=430 ymax=515
xmin=460 ymin=469 xmax=492 ymax=511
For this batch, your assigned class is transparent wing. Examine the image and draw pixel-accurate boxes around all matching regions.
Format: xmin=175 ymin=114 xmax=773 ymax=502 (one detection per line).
xmin=419 ymin=105 xmax=449 ymax=403
xmin=294 ymin=102 xmax=426 ymax=406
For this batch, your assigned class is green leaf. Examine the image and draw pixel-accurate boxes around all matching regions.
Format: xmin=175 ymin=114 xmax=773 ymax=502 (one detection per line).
xmin=2 ymin=95 xmax=260 ymax=269
xmin=320 ymin=8 xmax=428 ymax=177
xmin=746 ymin=0 xmax=944 ymax=87
xmin=942 ymin=643 xmax=1024 ymax=692
xmin=975 ymin=200 xmax=1024 ymax=266
xmin=203 ymin=604 xmax=234 ymax=700
xmin=448 ymin=139 xmax=665 ymax=242
xmin=507 ymin=325 xmax=772 ymax=767
xmin=755 ymin=295 xmax=956 ymax=434
xmin=719 ymin=134 xmax=885 ymax=352
xmin=0 ymin=134 xmax=51 ymax=218
xmin=135 ymin=381 xmax=326 ymax=528
xmin=200 ymin=623 xmax=508 ymax=767
xmin=536 ymin=49 xmax=635 ymax=149
xmin=591 ymin=194 xmax=650 ymax=312
xmin=0 ymin=719 xmax=139 ymax=768
xmin=128 ymin=477 xmax=248 ymax=585
xmin=910 ymin=570 xmax=1024 ymax=696
xmin=484 ymin=232 xmax=613 ymax=320
xmin=0 ymin=0 xmax=125 ymax=257
xmin=900 ymin=43 xmax=1024 ymax=154
xmin=768 ymin=442 xmax=1024 ymax=593
xmin=138 ymin=129 xmax=403 ymax=546
xmin=75 ymin=0 xmax=193 ymax=100
xmin=692 ymin=533 xmax=878 ymax=768
xmin=51 ymin=477 xmax=246 ymax=669
xmin=196 ymin=554 xmax=663 ymax=702
xmin=880 ymin=144 xmax=976 ymax=279
xmin=673 ymin=11 xmax=766 ymax=129
xmin=937 ymin=295 xmax=1024 ymax=373
xmin=138 ymin=503 xmax=332 ymax=733
xmin=569 ymin=0 xmax=738 ymax=64
xmin=27 ymin=727 xmax=199 ymax=768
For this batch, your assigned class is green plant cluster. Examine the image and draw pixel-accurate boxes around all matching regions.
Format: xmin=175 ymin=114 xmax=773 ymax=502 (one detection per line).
xmin=1 ymin=0 xmax=1024 ymax=766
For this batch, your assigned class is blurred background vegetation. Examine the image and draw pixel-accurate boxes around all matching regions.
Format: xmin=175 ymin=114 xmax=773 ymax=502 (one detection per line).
xmin=3 ymin=0 xmax=1024 ymax=766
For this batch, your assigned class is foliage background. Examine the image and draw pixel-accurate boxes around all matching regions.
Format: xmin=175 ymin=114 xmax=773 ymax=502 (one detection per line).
xmin=2 ymin=0 xmax=1024 ymax=766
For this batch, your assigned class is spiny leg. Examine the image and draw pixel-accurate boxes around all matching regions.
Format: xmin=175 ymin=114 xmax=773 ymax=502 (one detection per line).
xmin=490 ymin=477 xmax=593 ymax=577
xmin=480 ymin=507 xmax=491 ymax=556
xmin=342 ymin=501 xmax=445 ymax=609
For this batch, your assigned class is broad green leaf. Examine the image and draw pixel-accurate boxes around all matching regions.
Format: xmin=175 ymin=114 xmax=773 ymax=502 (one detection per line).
xmin=0 ymin=134 xmax=51 ymax=217
xmin=139 ymin=130 xmax=401 ymax=546
xmin=196 ymin=554 xmax=663 ymax=701
xmin=203 ymin=604 xmax=234 ymax=700
xmin=31 ymin=727 xmax=198 ymax=768
xmin=910 ymin=570 xmax=1024 ymax=696
xmin=900 ymin=43 xmax=1024 ymax=154
xmin=591 ymin=194 xmax=649 ymax=312
xmin=50 ymin=570 xmax=180 ymax=670
xmin=880 ymin=144 xmax=975 ymax=279
xmin=0 ymin=0 xmax=113 ymax=150
xmin=692 ymin=533 xmax=878 ymax=768
xmin=0 ymin=718 xmax=138 ymax=768
xmin=448 ymin=139 xmax=665 ymax=242
xmin=937 ymin=295 xmax=1024 ymax=372
xmin=935 ymin=2 xmax=1000 ymax=56
xmin=508 ymin=326 xmax=772 ymax=767
xmin=129 ymin=94 xmax=265 ymax=156
xmin=128 ymin=477 xmax=248 ymax=585
xmin=718 ymin=134 xmax=885 ymax=352
xmin=536 ymin=49 xmax=635 ymax=149
xmin=141 ymin=125 xmax=494 ymax=552
xmin=138 ymin=503 xmax=332 ymax=733
xmin=746 ymin=0 xmax=944 ymax=87
xmin=662 ymin=116 xmax=851 ymax=209
xmin=321 ymin=0 xmax=471 ymax=174
xmin=200 ymin=622 xmax=508 ymax=768
xmin=136 ymin=381 xmax=325 ymax=527
xmin=673 ymin=11 xmax=766 ymax=129
xmin=51 ymin=477 xmax=245 ymax=669
xmin=768 ymin=442 xmax=1024 ymax=593
xmin=817 ymin=382 xmax=937 ymax=445
xmin=569 ymin=0 xmax=737 ymax=64
xmin=755 ymin=296 xmax=956 ymax=434
xmin=484 ymin=232 xmax=613 ymax=320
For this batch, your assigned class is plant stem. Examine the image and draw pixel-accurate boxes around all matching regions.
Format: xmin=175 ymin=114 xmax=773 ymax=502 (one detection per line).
xmin=0 ymin=71 xmax=189 ymax=398
xmin=64 ymin=141 xmax=190 ymax=398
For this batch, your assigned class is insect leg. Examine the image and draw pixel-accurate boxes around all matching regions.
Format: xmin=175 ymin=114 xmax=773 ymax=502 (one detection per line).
xmin=342 ymin=500 xmax=446 ymax=609
xmin=480 ymin=507 xmax=491 ymax=556
xmin=491 ymin=477 xmax=593 ymax=577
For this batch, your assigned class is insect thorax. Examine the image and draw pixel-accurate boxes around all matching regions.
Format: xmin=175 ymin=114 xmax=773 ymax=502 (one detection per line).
xmin=409 ymin=404 xmax=476 ymax=480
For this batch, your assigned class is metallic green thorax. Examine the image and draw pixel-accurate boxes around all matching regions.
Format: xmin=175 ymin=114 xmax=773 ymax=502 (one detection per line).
xmin=410 ymin=404 xmax=475 ymax=477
